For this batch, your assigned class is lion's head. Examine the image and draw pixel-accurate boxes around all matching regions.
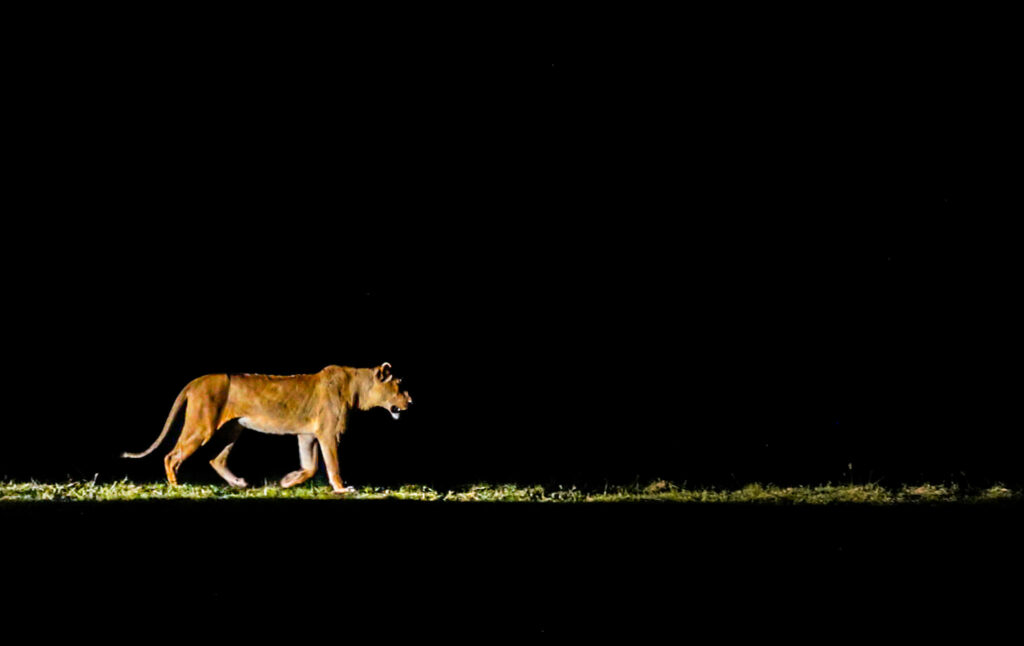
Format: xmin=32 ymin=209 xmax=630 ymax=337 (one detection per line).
xmin=365 ymin=362 xmax=413 ymax=419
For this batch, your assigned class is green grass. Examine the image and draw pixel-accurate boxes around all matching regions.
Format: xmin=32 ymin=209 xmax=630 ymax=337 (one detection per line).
xmin=1 ymin=480 xmax=1020 ymax=504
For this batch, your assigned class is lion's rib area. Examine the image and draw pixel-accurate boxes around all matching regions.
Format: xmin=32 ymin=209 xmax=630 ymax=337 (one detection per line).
xmin=221 ymin=372 xmax=328 ymax=434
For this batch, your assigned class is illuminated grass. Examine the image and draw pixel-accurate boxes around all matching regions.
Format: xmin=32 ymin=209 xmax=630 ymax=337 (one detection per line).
xmin=0 ymin=480 xmax=1020 ymax=503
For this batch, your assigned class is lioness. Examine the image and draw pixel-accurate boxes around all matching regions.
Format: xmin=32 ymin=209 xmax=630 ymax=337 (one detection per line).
xmin=122 ymin=363 xmax=412 ymax=493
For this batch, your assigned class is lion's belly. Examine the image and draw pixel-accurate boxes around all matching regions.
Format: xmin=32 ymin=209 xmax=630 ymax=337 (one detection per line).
xmin=237 ymin=416 xmax=312 ymax=435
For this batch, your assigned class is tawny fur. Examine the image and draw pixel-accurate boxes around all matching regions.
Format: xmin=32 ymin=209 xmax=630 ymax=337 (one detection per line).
xmin=123 ymin=364 xmax=412 ymax=493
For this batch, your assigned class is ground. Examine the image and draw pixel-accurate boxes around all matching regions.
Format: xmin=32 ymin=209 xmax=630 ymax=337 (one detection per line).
xmin=2 ymin=480 xmax=1021 ymax=637
xmin=2 ymin=480 xmax=1020 ymax=503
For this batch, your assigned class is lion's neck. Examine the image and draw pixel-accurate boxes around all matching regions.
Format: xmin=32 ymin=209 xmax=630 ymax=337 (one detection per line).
xmin=349 ymin=369 xmax=376 ymax=411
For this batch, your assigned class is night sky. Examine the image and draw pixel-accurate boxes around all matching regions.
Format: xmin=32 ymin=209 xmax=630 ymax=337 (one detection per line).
xmin=4 ymin=15 xmax=1015 ymax=491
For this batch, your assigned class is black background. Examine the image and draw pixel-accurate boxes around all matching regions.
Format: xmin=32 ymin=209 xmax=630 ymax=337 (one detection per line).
xmin=2 ymin=8 xmax=1019 ymax=638
xmin=3 ymin=14 xmax=1016 ymax=491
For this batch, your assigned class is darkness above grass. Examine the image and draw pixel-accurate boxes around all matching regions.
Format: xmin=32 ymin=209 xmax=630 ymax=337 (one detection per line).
xmin=4 ymin=22 xmax=1015 ymax=495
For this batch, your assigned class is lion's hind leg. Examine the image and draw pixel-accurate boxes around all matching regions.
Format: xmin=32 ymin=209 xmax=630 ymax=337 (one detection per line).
xmin=164 ymin=450 xmax=183 ymax=486
xmin=209 ymin=421 xmax=248 ymax=488
xmin=163 ymin=376 xmax=229 ymax=486
xmin=164 ymin=433 xmax=204 ymax=486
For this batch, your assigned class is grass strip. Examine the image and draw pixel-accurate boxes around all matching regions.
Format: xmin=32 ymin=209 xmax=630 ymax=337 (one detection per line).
xmin=1 ymin=480 xmax=1020 ymax=504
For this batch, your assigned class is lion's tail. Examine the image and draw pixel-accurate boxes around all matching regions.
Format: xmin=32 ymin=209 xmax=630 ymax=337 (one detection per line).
xmin=121 ymin=384 xmax=189 ymax=459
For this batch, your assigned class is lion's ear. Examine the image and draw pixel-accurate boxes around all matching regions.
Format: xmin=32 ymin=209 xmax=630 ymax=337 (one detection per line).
xmin=375 ymin=362 xmax=393 ymax=383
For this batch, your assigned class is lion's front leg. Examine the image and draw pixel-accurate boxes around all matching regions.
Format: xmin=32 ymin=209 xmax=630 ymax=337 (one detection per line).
xmin=317 ymin=431 xmax=354 ymax=494
xmin=281 ymin=435 xmax=319 ymax=488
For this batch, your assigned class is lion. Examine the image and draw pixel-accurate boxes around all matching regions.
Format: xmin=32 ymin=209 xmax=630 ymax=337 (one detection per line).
xmin=122 ymin=363 xmax=412 ymax=493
